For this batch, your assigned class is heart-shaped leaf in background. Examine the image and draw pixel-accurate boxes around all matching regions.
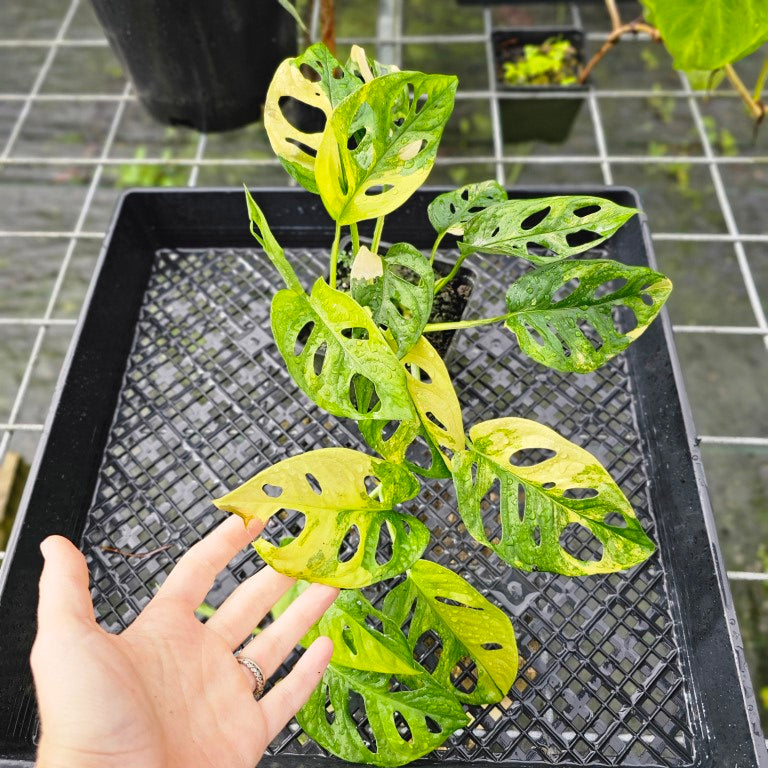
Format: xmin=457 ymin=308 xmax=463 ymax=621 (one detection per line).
xmin=504 ymin=259 xmax=672 ymax=373
xmin=460 ymin=196 xmax=637 ymax=265
xmin=271 ymin=278 xmax=414 ymax=421
xmin=383 ymin=560 xmax=518 ymax=705
xmin=452 ymin=418 xmax=655 ymax=576
xmin=316 ymin=70 xmax=458 ymax=225
xmin=213 ymin=448 xmax=428 ymax=587
xmin=427 ymin=180 xmax=508 ymax=238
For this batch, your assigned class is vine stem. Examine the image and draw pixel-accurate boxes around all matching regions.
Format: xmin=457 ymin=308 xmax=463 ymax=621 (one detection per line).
xmin=434 ymin=251 xmax=469 ymax=294
xmin=429 ymin=232 xmax=445 ymax=265
xmin=578 ymin=21 xmax=660 ymax=85
xmin=350 ymin=222 xmax=360 ymax=255
xmin=724 ymin=63 xmax=765 ymax=121
xmin=371 ymin=216 xmax=385 ymax=254
xmin=424 ymin=314 xmax=507 ymax=333
xmin=604 ymin=0 xmax=622 ymax=33
xmin=329 ymin=222 xmax=341 ymax=288
xmin=752 ymin=54 xmax=768 ymax=104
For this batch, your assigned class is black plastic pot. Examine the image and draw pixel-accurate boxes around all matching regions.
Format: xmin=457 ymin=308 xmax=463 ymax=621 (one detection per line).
xmin=89 ymin=0 xmax=296 ymax=132
xmin=493 ymin=28 xmax=587 ymax=144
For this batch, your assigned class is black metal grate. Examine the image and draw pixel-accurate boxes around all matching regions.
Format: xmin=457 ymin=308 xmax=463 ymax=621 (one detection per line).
xmin=82 ymin=243 xmax=695 ymax=766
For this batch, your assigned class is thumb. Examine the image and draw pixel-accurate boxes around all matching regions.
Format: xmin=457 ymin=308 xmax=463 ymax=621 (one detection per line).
xmin=37 ymin=536 xmax=96 ymax=635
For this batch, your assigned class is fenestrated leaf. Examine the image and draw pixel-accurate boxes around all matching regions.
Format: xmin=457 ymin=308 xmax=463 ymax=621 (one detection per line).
xmin=359 ymin=335 xmax=464 ymax=479
xmin=503 ymin=259 xmax=672 ymax=373
xmin=264 ymin=44 xmax=361 ymax=193
xmin=383 ymin=560 xmax=518 ymax=705
xmin=641 ymin=0 xmax=768 ymax=71
xmin=452 ymin=418 xmax=655 ymax=576
xmin=427 ymin=180 xmax=508 ymax=238
xmin=316 ymin=71 xmax=458 ymax=225
xmin=213 ymin=448 xmax=428 ymax=588
xmin=351 ymin=243 xmax=435 ymax=357
xmin=459 ymin=196 xmax=637 ymax=265
xmin=298 ymin=661 xmax=467 ymax=766
xmin=305 ymin=591 xmax=424 ymax=675
xmin=346 ymin=44 xmax=401 ymax=82
xmin=271 ymin=278 xmax=413 ymax=421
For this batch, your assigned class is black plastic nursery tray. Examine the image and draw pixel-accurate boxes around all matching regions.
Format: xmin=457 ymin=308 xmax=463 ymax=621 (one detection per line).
xmin=0 ymin=188 xmax=766 ymax=768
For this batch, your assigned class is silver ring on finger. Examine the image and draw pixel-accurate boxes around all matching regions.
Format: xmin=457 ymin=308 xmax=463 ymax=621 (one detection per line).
xmin=236 ymin=654 xmax=265 ymax=699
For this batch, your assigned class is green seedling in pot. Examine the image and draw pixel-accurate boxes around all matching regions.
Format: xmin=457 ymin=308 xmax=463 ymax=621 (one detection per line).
xmin=212 ymin=42 xmax=672 ymax=766
xmin=501 ymin=36 xmax=581 ymax=87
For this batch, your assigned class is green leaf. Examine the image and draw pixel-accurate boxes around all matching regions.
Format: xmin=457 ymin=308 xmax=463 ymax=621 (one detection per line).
xmin=264 ymin=44 xmax=361 ymax=193
xmin=275 ymin=0 xmax=307 ymax=32
xmin=641 ymin=0 xmax=768 ymax=71
xmin=306 ymin=590 xmax=424 ymax=675
xmin=459 ymin=196 xmax=637 ymax=265
xmin=452 ymin=418 xmax=655 ymax=576
xmin=316 ymin=71 xmax=458 ymax=225
xmin=298 ymin=662 xmax=467 ymax=766
xmin=427 ymin=180 xmax=508 ymax=238
xmin=383 ymin=560 xmax=518 ymax=705
xmin=271 ymin=278 xmax=414 ymax=421
xmin=351 ymin=243 xmax=435 ymax=357
xmin=503 ymin=259 xmax=672 ymax=373
xmin=359 ymin=335 xmax=465 ymax=479
xmin=213 ymin=448 xmax=428 ymax=588
xmin=346 ymin=44 xmax=402 ymax=81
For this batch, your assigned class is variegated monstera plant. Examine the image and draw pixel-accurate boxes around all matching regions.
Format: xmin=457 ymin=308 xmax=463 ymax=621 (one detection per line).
xmin=212 ymin=43 xmax=672 ymax=766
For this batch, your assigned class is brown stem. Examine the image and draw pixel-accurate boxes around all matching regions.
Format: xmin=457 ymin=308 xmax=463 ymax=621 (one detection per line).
xmin=604 ymin=0 xmax=622 ymax=33
xmin=320 ymin=0 xmax=335 ymax=55
xmin=579 ymin=21 xmax=661 ymax=85
xmin=100 ymin=544 xmax=172 ymax=559
xmin=724 ymin=63 xmax=765 ymax=122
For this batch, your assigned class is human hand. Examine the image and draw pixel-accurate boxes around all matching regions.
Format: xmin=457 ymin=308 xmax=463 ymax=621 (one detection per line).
xmin=31 ymin=516 xmax=338 ymax=768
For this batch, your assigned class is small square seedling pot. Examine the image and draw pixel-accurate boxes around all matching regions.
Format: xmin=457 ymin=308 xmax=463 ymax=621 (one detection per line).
xmin=0 ymin=188 xmax=766 ymax=767
xmin=493 ymin=28 xmax=588 ymax=144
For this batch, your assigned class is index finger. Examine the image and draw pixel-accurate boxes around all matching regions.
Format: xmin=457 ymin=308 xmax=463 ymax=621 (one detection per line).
xmin=156 ymin=515 xmax=263 ymax=609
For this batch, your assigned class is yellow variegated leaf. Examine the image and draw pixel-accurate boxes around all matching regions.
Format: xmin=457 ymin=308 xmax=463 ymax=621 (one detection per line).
xmin=452 ymin=418 xmax=655 ymax=575
xmin=213 ymin=448 xmax=428 ymax=588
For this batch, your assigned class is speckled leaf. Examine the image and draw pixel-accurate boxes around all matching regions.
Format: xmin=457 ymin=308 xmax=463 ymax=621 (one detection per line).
xmin=305 ymin=590 xmax=423 ymax=675
xmin=504 ymin=259 xmax=672 ymax=373
xmin=359 ymin=336 xmax=464 ymax=479
xmin=351 ymin=243 xmax=435 ymax=357
xmin=298 ymin=661 xmax=467 ymax=766
xmin=427 ymin=180 xmax=508 ymax=237
xmin=452 ymin=418 xmax=655 ymax=576
xmin=383 ymin=560 xmax=518 ymax=705
xmin=264 ymin=44 xmax=361 ymax=193
xmin=213 ymin=448 xmax=427 ymax=588
xmin=459 ymin=196 xmax=637 ymax=265
xmin=316 ymin=71 xmax=457 ymax=225
xmin=271 ymin=278 xmax=413 ymax=421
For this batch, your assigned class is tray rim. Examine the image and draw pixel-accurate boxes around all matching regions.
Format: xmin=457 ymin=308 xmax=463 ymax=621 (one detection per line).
xmin=0 ymin=185 xmax=765 ymax=767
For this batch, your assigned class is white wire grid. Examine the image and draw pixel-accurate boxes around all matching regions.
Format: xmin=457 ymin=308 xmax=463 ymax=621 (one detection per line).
xmin=0 ymin=0 xmax=766 ymax=615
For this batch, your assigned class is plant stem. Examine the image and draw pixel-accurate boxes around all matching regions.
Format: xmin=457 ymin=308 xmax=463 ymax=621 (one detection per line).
xmin=604 ymin=0 xmax=622 ymax=33
xmin=350 ymin=222 xmax=360 ymax=255
xmin=320 ymin=0 xmax=335 ymax=55
xmin=434 ymin=251 xmax=469 ymax=294
xmin=753 ymin=54 xmax=768 ymax=103
xmin=429 ymin=232 xmax=445 ymax=265
xmin=371 ymin=216 xmax=385 ymax=254
xmin=724 ymin=63 xmax=765 ymax=121
xmin=329 ymin=222 xmax=341 ymax=288
xmin=578 ymin=21 xmax=660 ymax=85
xmin=424 ymin=314 xmax=507 ymax=333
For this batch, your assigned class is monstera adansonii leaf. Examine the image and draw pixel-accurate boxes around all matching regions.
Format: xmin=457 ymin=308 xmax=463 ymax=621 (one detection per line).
xmin=459 ymin=196 xmax=637 ymax=265
xmin=263 ymin=43 xmax=362 ymax=193
xmin=383 ymin=560 xmax=518 ymax=705
xmin=452 ymin=418 xmax=655 ymax=576
xmin=503 ymin=259 xmax=672 ymax=373
xmin=359 ymin=335 xmax=464 ymax=480
xmin=213 ymin=448 xmax=428 ymax=587
xmin=316 ymin=70 xmax=458 ymax=225
xmin=351 ymin=242 xmax=434 ymax=357
xmin=271 ymin=278 xmax=414 ymax=421
xmin=298 ymin=591 xmax=468 ymax=767
xmin=427 ymin=180 xmax=508 ymax=238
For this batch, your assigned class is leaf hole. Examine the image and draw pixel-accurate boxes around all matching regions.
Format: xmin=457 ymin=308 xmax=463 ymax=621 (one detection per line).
xmin=375 ymin=522 xmax=393 ymax=565
xmin=313 ymin=341 xmax=328 ymax=376
xmin=338 ymin=525 xmax=361 ymax=563
xmin=425 ymin=716 xmax=442 ymax=734
xmin=365 ymin=614 xmax=384 ymax=633
xmin=285 ymin=137 xmax=318 ymax=158
xmin=526 ymin=241 xmax=557 ymax=260
xmin=349 ymin=373 xmax=379 ymax=416
xmin=294 ymin=321 xmax=315 ymax=356
xmin=532 ymin=525 xmax=541 ymax=546
xmin=523 ymin=322 xmax=547 ymax=347
xmin=365 ymin=184 xmax=394 ymax=196
xmin=364 ymin=475 xmax=380 ymax=495
xmin=565 ymin=229 xmax=602 ymax=248
xmin=324 ymin=683 xmax=335 ymax=724
xmin=415 ymin=93 xmax=428 ymax=113
xmin=405 ymin=434 xmax=436 ymax=472
xmin=435 ymin=596 xmax=480 ymax=611
xmin=425 ymin=411 xmax=448 ymax=433
xmin=604 ymin=511 xmax=627 ymax=528
xmin=577 ymin=319 xmax=603 ymax=351
xmin=450 ymin=656 xmax=479 ymax=694
xmin=574 ymin=204 xmax=601 ymax=217
xmin=298 ymin=63 xmax=322 ymax=82
xmin=563 ymin=487 xmax=599 ymax=500
xmin=261 ymin=483 xmax=283 ymax=498
xmin=594 ymin=277 xmax=628 ymax=298
xmin=491 ymin=226 xmax=500 ymax=238
xmin=277 ymin=96 xmax=326 ymax=138
xmin=393 ymin=711 xmax=413 ymax=742
xmin=332 ymin=65 xmax=345 ymax=80
xmin=342 ymin=625 xmax=358 ymax=655
xmin=381 ymin=420 xmax=400 ymax=441
xmin=559 ymin=522 xmax=604 ymax=562
xmin=481 ymin=642 xmax=503 ymax=651
xmin=262 ymin=510 xmax=305 ymax=546
xmin=348 ymin=690 xmax=377 ymax=753
xmin=305 ymin=473 xmax=322 ymax=495
xmin=517 ymin=484 xmax=526 ymax=523
xmin=393 ymin=263 xmax=422 ymax=285
xmin=520 ymin=206 xmax=551 ymax=231
xmin=479 ymin=476 xmax=501 ymax=543
xmin=508 ymin=447 xmax=556 ymax=467
xmin=413 ymin=629 xmax=443 ymax=673
xmin=552 ymin=277 xmax=580 ymax=303
xmin=542 ymin=481 xmax=556 ymax=490
xmin=614 ymin=304 xmax=639 ymax=335
xmin=405 ymin=362 xmax=432 ymax=383
xmin=340 ymin=326 xmax=370 ymax=340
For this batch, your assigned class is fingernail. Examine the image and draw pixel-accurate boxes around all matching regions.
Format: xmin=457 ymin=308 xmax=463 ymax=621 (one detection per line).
xmin=39 ymin=538 xmax=52 ymax=560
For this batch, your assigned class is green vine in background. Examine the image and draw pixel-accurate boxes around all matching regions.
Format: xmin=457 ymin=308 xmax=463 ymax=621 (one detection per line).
xmin=212 ymin=42 xmax=673 ymax=766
